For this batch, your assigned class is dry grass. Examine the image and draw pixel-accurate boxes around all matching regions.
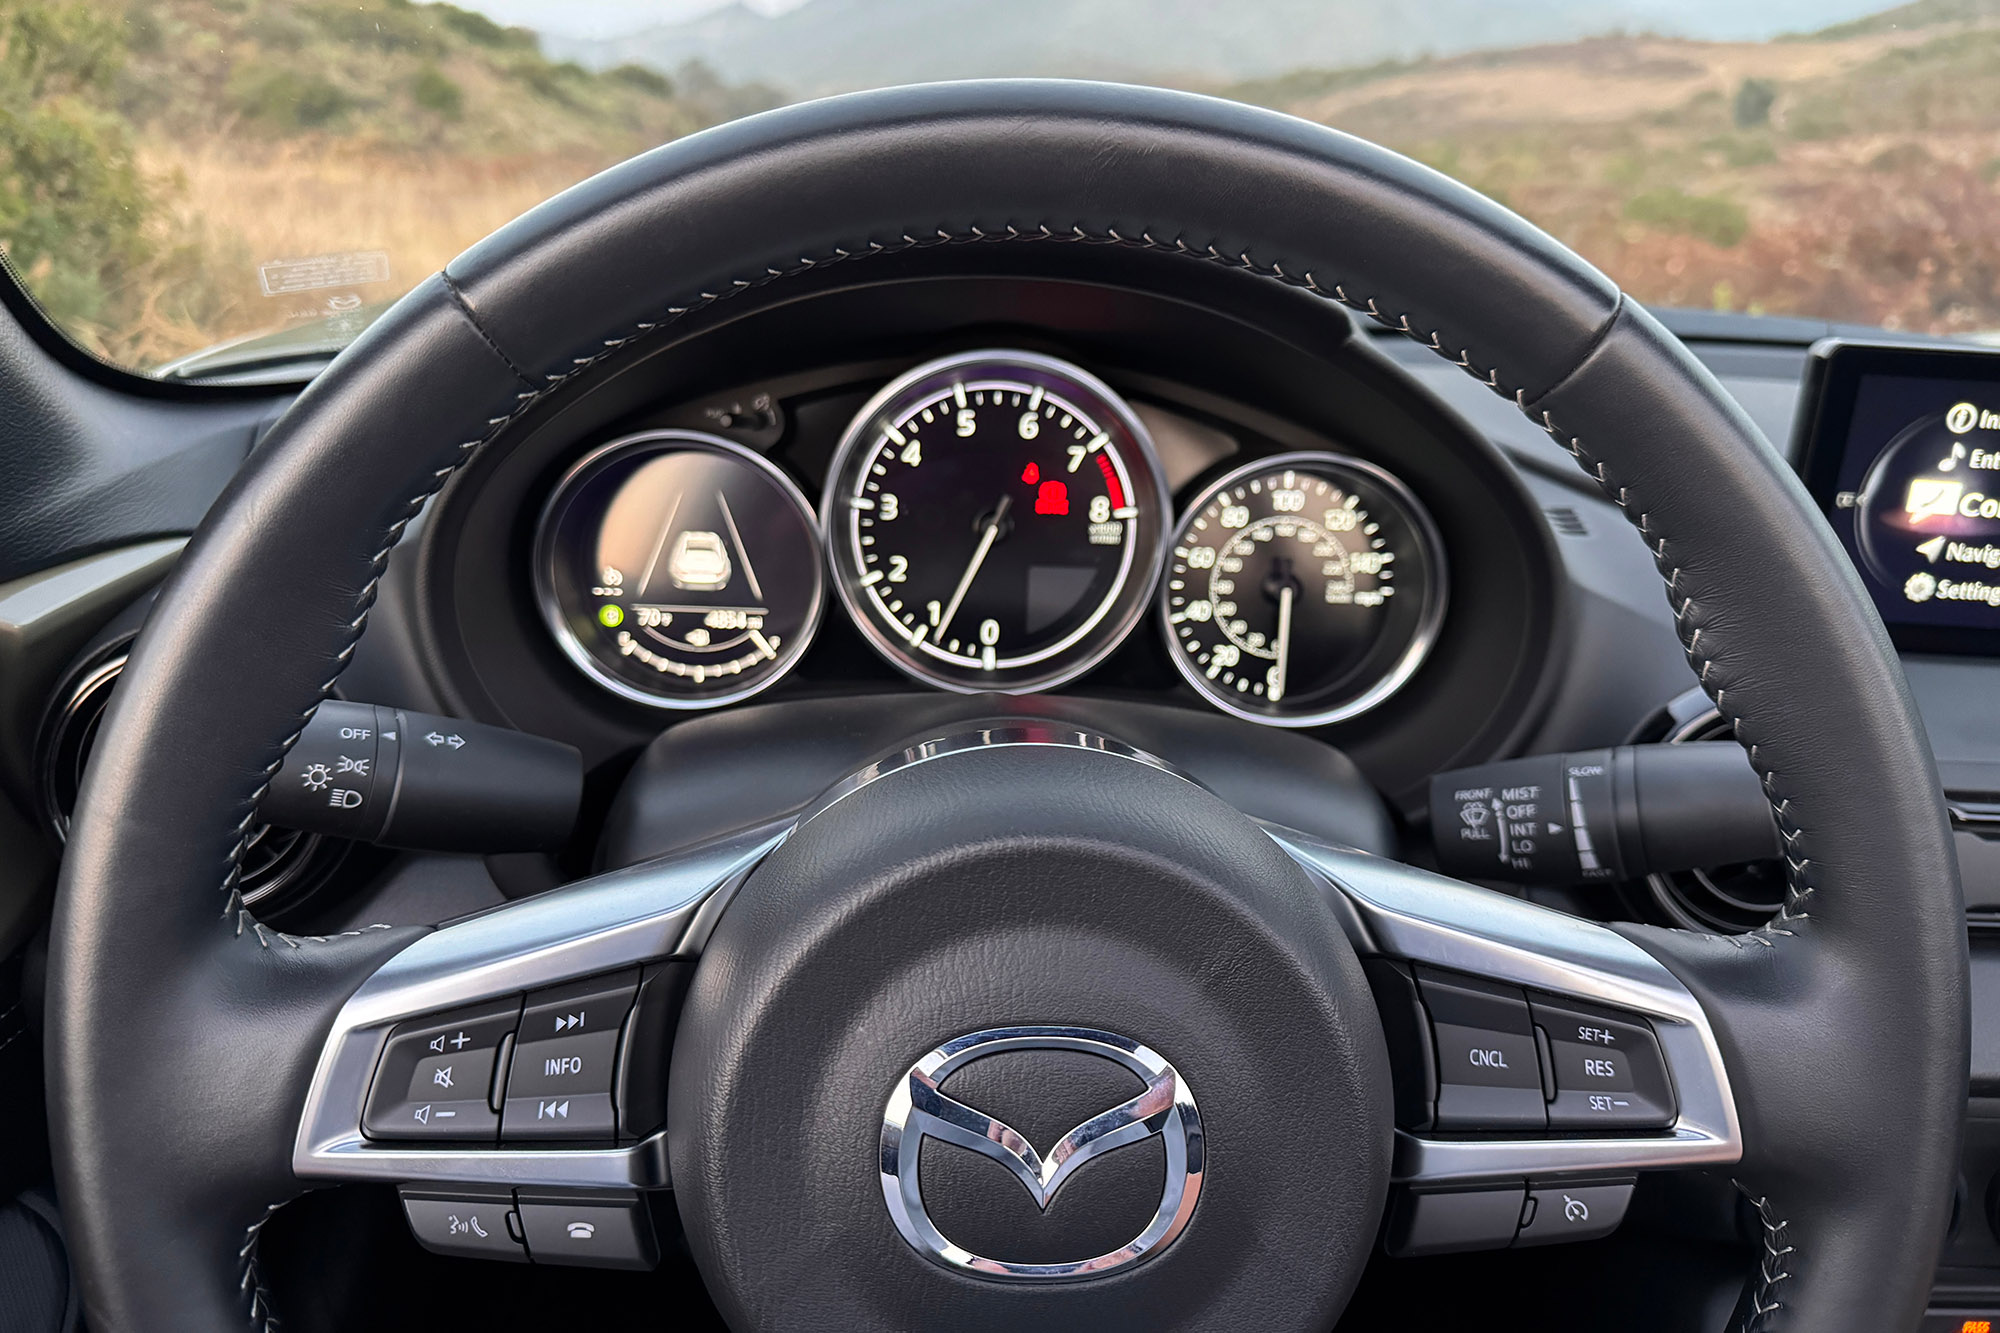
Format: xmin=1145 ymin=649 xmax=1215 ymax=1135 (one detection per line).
xmin=1291 ymin=30 xmax=1936 ymax=133
xmin=1250 ymin=24 xmax=2000 ymax=335
xmin=126 ymin=138 xmax=624 ymax=363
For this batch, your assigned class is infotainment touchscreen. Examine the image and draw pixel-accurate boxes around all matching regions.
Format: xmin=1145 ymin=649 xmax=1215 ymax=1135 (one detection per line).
xmin=1797 ymin=340 xmax=2000 ymax=656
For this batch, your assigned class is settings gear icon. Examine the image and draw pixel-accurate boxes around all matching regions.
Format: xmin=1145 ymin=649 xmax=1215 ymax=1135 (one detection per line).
xmin=300 ymin=762 xmax=333 ymax=792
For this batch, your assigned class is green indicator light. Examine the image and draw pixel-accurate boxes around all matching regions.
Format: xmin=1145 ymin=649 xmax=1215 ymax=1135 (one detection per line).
xmin=598 ymin=604 xmax=624 ymax=628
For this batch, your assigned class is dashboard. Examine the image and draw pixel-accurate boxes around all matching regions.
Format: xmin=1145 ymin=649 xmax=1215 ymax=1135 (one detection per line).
xmin=530 ymin=347 xmax=1444 ymax=728
xmin=346 ymin=265 xmax=1562 ymax=810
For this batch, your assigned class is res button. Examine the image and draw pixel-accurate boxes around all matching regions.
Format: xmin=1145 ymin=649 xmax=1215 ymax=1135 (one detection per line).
xmin=1529 ymin=994 xmax=1676 ymax=1129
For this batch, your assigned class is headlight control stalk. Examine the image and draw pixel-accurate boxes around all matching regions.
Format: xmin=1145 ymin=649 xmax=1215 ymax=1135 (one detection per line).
xmin=259 ymin=699 xmax=582 ymax=852
xmin=1429 ymin=743 xmax=1780 ymax=886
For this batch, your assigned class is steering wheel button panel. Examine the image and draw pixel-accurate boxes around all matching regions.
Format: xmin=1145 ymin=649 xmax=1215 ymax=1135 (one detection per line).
xmin=1530 ymin=995 xmax=1677 ymax=1130
xmin=361 ymin=997 xmax=522 ymax=1142
xmin=1416 ymin=968 xmax=1547 ymax=1130
xmin=500 ymin=970 xmax=640 ymax=1142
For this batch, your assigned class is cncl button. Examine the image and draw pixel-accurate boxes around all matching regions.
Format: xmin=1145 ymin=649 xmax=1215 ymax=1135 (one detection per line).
xmin=1415 ymin=967 xmax=1546 ymax=1131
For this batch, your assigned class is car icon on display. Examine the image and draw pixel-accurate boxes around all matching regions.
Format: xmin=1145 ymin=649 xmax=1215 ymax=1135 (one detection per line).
xmin=667 ymin=530 xmax=732 ymax=592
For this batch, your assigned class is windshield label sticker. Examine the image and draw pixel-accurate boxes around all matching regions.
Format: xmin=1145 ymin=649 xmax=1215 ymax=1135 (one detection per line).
xmin=257 ymin=250 xmax=392 ymax=297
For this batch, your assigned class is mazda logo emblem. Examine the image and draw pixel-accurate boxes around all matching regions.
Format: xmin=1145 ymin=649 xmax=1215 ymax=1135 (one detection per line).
xmin=879 ymin=1026 xmax=1204 ymax=1279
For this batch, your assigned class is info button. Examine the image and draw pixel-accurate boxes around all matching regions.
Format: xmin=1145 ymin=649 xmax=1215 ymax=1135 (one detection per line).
xmin=503 ymin=1029 xmax=620 ymax=1141
xmin=500 ymin=970 xmax=637 ymax=1142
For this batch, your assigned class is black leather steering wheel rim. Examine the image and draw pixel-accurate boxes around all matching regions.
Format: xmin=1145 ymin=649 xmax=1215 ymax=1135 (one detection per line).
xmin=50 ymin=80 xmax=1966 ymax=1331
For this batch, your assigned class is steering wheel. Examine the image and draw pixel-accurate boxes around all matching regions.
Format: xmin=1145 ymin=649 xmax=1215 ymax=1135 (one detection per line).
xmin=49 ymin=81 xmax=1966 ymax=1332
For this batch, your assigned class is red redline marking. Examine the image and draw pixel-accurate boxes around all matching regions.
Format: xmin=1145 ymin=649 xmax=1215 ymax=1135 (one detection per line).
xmin=1095 ymin=452 xmax=1125 ymax=509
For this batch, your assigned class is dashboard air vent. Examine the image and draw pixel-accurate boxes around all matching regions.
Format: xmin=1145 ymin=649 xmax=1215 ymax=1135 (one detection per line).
xmin=39 ymin=650 xmax=348 ymax=915
xmin=1640 ymin=709 xmax=1786 ymax=933
xmin=1543 ymin=506 xmax=1590 ymax=538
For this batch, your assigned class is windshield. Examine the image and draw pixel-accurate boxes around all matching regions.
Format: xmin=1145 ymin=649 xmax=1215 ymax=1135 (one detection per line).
xmin=2 ymin=0 xmax=1986 ymax=376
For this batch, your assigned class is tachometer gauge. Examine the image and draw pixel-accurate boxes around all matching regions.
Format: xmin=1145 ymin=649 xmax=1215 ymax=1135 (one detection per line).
xmin=1160 ymin=453 xmax=1445 ymax=726
xmin=823 ymin=350 xmax=1170 ymax=692
xmin=535 ymin=430 xmax=823 ymax=709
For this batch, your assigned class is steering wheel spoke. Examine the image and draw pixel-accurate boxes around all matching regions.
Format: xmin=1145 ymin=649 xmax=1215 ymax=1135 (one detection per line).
xmin=1268 ymin=828 xmax=1744 ymax=1255
xmin=292 ymin=820 xmax=785 ymax=1192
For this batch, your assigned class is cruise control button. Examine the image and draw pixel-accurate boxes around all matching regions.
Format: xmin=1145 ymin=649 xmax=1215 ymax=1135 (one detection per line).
xmin=1515 ymin=1179 xmax=1634 ymax=1247
xmin=400 ymin=1187 xmax=525 ymax=1262
xmin=1416 ymin=968 xmax=1546 ymax=1130
xmin=363 ymin=997 xmax=521 ymax=1141
xmin=1529 ymin=995 xmax=1676 ymax=1129
xmin=501 ymin=970 xmax=639 ymax=1141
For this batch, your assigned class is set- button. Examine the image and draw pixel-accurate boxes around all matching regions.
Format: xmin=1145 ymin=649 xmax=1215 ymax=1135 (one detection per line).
xmin=1529 ymin=993 xmax=1675 ymax=1129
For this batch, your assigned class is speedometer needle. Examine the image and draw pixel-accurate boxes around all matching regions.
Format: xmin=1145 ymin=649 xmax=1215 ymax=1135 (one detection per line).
xmin=934 ymin=494 xmax=1011 ymax=643
xmin=1271 ymin=583 xmax=1294 ymax=704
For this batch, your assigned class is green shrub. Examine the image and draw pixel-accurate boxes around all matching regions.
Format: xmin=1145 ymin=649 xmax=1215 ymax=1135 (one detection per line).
xmin=229 ymin=67 xmax=355 ymax=130
xmin=411 ymin=62 xmax=462 ymax=117
xmin=1625 ymin=187 xmax=1750 ymax=247
xmin=1734 ymin=77 xmax=1778 ymax=128
xmin=306 ymin=0 xmax=445 ymax=56
xmin=1869 ymin=141 xmax=1933 ymax=173
xmin=0 ymin=1 xmax=150 ymax=327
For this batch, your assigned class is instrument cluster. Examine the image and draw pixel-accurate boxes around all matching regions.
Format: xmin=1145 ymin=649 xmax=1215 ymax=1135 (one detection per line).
xmin=533 ymin=349 xmax=1447 ymax=728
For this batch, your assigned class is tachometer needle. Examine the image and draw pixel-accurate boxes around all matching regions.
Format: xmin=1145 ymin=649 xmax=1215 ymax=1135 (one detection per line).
xmin=936 ymin=494 xmax=1011 ymax=643
xmin=1271 ymin=583 xmax=1294 ymax=704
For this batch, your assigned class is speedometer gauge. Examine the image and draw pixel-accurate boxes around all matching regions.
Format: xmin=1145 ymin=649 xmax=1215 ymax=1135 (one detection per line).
xmin=535 ymin=430 xmax=823 ymax=709
xmin=1160 ymin=453 xmax=1445 ymax=726
xmin=823 ymin=350 xmax=1170 ymax=692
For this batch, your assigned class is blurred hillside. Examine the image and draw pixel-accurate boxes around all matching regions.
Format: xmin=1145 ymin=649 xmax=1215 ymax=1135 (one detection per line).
xmin=1224 ymin=0 xmax=2000 ymax=333
xmin=558 ymin=0 xmax=1893 ymax=95
xmin=0 ymin=0 xmax=767 ymax=365
xmin=13 ymin=0 xmax=2000 ymax=369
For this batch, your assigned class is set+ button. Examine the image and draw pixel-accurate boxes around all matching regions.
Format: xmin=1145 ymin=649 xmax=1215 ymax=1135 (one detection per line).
xmin=1528 ymin=994 xmax=1675 ymax=1129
